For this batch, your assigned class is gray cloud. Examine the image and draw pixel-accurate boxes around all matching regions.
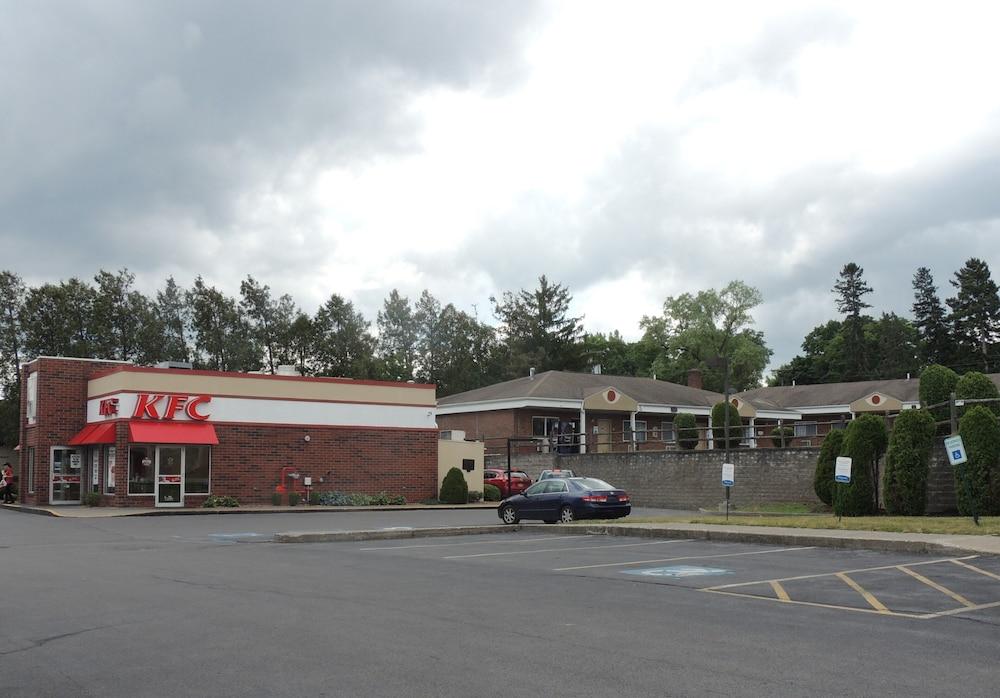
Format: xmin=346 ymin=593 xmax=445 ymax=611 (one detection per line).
xmin=1 ymin=0 xmax=540 ymax=286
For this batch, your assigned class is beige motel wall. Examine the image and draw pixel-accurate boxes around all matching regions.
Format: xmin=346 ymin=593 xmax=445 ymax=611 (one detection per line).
xmin=437 ymin=431 xmax=484 ymax=495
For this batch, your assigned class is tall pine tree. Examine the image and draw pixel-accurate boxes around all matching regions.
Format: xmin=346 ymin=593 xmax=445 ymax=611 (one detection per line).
xmin=947 ymin=258 xmax=1000 ymax=372
xmin=911 ymin=267 xmax=951 ymax=367
xmin=832 ymin=262 xmax=872 ymax=381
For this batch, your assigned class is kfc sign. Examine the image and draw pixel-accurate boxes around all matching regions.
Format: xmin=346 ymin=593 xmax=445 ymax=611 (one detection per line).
xmin=99 ymin=398 xmax=119 ymax=416
xmin=132 ymin=394 xmax=212 ymax=421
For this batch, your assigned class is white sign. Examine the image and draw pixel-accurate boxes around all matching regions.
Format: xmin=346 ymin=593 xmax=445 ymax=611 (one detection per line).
xmin=70 ymin=454 xmax=82 ymax=469
xmin=721 ymin=462 xmax=735 ymax=487
xmin=303 ymin=476 xmax=312 ymax=487
xmin=835 ymin=457 xmax=852 ymax=483
xmin=944 ymin=435 xmax=968 ymax=466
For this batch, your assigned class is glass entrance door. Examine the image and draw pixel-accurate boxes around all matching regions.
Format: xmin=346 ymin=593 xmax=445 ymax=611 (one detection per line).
xmin=155 ymin=446 xmax=184 ymax=507
xmin=51 ymin=447 xmax=83 ymax=504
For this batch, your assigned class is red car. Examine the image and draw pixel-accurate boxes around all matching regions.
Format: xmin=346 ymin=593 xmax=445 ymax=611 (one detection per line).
xmin=484 ymin=468 xmax=532 ymax=497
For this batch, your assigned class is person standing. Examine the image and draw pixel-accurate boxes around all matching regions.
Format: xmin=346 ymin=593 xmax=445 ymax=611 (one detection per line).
xmin=1 ymin=462 xmax=13 ymax=503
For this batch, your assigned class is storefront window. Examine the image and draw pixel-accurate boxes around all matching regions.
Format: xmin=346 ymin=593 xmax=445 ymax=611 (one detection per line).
xmin=104 ymin=446 xmax=116 ymax=494
xmin=90 ymin=448 xmax=101 ymax=494
xmin=185 ymin=446 xmax=211 ymax=494
xmin=128 ymin=446 xmax=155 ymax=494
xmin=27 ymin=447 xmax=35 ymax=493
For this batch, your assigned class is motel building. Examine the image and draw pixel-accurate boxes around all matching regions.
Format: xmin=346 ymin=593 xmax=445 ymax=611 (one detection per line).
xmin=18 ymin=357 xmax=440 ymax=508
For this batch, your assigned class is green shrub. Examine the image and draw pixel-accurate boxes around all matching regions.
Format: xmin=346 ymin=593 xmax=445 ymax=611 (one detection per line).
xmin=82 ymin=492 xmax=101 ymax=507
xmin=467 ymin=490 xmax=483 ymax=503
xmin=919 ymin=364 xmax=959 ymax=433
xmin=483 ymin=483 xmax=502 ymax=501
xmin=711 ymin=401 xmax=742 ymax=450
xmin=202 ymin=495 xmax=240 ymax=508
xmin=833 ymin=414 xmax=887 ymax=517
xmin=956 ymin=405 xmax=1000 ymax=516
xmin=814 ymin=429 xmax=845 ymax=506
xmin=288 ymin=492 xmax=300 ymax=506
xmin=309 ymin=490 xmax=322 ymax=505
xmin=882 ymin=409 xmax=935 ymax=515
xmin=955 ymin=371 xmax=1000 ymax=418
xmin=674 ymin=413 xmax=699 ymax=450
xmin=439 ymin=467 xmax=469 ymax=504
xmin=770 ymin=426 xmax=793 ymax=448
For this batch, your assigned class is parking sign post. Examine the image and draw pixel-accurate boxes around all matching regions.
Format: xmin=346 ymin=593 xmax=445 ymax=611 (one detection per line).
xmin=721 ymin=463 xmax=735 ymax=522
xmin=834 ymin=457 xmax=852 ymax=523
xmin=944 ymin=434 xmax=978 ymax=526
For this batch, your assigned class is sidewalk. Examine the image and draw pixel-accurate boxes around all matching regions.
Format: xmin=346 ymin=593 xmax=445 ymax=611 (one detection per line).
xmin=0 ymin=502 xmax=497 ymax=518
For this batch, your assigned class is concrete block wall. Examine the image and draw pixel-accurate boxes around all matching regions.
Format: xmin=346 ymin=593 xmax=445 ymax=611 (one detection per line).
xmin=488 ymin=447 xmax=960 ymax=513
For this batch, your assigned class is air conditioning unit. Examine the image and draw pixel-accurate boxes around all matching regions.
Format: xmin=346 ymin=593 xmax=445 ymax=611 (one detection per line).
xmin=800 ymin=439 xmax=812 ymax=446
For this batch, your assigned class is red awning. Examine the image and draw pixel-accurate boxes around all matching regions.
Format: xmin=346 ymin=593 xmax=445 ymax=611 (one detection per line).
xmin=128 ymin=421 xmax=219 ymax=445
xmin=67 ymin=422 xmax=117 ymax=446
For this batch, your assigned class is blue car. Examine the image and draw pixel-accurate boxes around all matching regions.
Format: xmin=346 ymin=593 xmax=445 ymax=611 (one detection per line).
xmin=497 ymin=477 xmax=631 ymax=524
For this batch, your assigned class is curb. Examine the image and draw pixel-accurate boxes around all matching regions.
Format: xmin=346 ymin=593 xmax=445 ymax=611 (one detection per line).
xmin=274 ymin=524 xmax=517 ymax=543
xmin=543 ymin=524 xmax=998 ymax=556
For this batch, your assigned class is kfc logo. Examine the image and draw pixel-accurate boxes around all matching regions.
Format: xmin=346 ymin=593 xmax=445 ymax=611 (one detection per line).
xmin=99 ymin=398 xmax=119 ymax=416
xmin=132 ymin=394 xmax=212 ymax=421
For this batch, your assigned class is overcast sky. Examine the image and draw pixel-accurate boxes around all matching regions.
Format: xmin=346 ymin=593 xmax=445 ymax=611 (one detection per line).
xmin=3 ymin=0 xmax=999 ymax=377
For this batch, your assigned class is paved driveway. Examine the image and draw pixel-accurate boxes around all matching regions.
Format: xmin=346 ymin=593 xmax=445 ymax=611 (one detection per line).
xmin=2 ymin=508 xmax=998 ymax=697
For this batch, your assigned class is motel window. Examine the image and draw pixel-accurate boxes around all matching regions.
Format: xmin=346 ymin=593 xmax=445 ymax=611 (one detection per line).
xmin=661 ymin=421 xmax=675 ymax=443
xmin=185 ymin=446 xmax=211 ymax=494
xmin=794 ymin=421 xmax=818 ymax=438
xmin=104 ymin=446 xmax=116 ymax=494
xmin=27 ymin=447 xmax=35 ymax=493
xmin=532 ymin=417 xmax=559 ymax=437
xmin=623 ymin=420 xmax=647 ymax=442
xmin=128 ymin=446 xmax=155 ymax=495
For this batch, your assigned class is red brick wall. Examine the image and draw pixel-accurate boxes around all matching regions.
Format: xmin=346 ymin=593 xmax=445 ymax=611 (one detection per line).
xmin=19 ymin=357 xmax=124 ymax=505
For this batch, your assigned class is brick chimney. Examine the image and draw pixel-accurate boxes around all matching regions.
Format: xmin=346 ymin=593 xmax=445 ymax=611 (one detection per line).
xmin=687 ymin=368 xmax=703 ymax=390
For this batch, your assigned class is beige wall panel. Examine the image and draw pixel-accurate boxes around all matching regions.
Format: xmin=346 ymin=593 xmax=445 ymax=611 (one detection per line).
xmin=850 ymin=393 xmax=902 ymax=413
xmin=582 ymin=389 xmax=638 ymax=413
xmin=88 ymin=370 xmax=435 ymax=406
xmin=438 ymin=439 xmax=485 ymax=493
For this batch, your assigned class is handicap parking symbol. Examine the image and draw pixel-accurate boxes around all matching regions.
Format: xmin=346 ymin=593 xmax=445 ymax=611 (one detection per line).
xmin=623 ymin=565 xmax=732 ymax=578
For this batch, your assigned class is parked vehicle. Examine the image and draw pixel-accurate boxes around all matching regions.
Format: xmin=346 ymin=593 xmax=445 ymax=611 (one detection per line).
xmin=483 ymin=469 xmax=532 ymax=497
xmin=536 ymin=468 xmax=575 ymax=480
xmin=497 ymin=477 xmax=630 ymax=524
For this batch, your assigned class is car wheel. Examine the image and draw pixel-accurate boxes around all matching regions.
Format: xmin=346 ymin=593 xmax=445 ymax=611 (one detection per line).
xmin=500 ymin=504 xmax=520 ymax=525
xmin=559 ymin=505 xmax=575 ymax=523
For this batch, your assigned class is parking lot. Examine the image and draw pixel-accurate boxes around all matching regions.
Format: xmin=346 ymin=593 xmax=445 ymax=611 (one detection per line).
xmin=354 ymin=530 xmax=1000 ymax=622
xmin=3 ymin=509 xmax=1000 ymax=697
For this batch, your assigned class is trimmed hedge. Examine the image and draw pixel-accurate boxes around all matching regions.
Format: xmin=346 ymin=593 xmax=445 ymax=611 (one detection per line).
xmin=955 ymin=371 xmax=1000 ymax=417
xmin=882 ymin=409 xmax=936 ymax=515
xmin=833 ymin=414 xmax=887 ymax=517
xmin=439 ymin=467 xmax=469 ymax=504
xmin=956 ymin=406 xmax=1000 ymax=516
xmin=770 ymin=426 xmax=793 ymax=448
xmin=674 ymin=413 xmax=699 ymax=450
xmin=711 ymin=401 xmax=742 ymax=450
xmin=483 ymin=483 xmax=502 ymax=501
xmin=919 ymin=364 xmax=958 ymax=433
xmin=813 ymin=429 xmax=845 ymax=506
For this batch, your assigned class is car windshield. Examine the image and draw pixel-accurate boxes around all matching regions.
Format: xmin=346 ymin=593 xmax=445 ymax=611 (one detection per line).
xmin=570 ymin=478 xmax=616 ymax=491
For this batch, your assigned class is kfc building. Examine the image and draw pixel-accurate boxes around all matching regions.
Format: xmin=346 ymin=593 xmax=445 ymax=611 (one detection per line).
xmin=18 ymin=357 xmax=438 ymax=508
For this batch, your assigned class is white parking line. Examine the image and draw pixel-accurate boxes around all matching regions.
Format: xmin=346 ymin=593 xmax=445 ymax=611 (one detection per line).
xmin=554 ymin=546 xmax=817 ymax=571
xmin=360 ymin=535 xmax=587 ymax=551
xmin=444 ymin=539 xmax=696 ymax=559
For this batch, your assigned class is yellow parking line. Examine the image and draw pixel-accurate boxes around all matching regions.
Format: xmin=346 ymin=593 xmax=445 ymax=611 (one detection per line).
xmin=897 ymin=565 xmax=975 ymax=607
xmin=950 ymin=559 xmax=1000 ymax=582
xmin=769 ymin=580 xmax=790 ymax=602
xmin=702 ymin=589 xmax=923 ymax=619
xmin=836 ymin=572 xmax=890 ymax=613
xmin=705 ymin=555 xmax=978 ymax=591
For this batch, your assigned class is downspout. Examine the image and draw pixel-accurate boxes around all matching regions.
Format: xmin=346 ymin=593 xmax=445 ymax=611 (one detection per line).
xmin=630 ymin=411 xmax=637 ymax=452
xmin=579 ymin=405 xmax=587 ymax=454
